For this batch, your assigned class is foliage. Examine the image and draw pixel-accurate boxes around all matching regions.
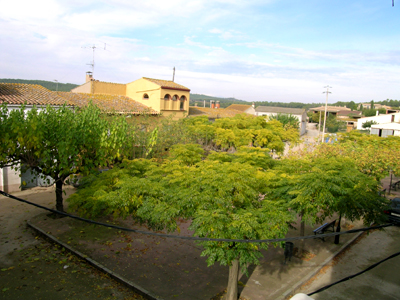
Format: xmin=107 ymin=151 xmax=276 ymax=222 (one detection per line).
xmin=362 ymin=120 xmax=378 ymax=128
xmin=363 ymin=108 xmax=377 ymax=117
xmin=268 ymin=113 xmax=300 ymax=129
xmin=325 ymin=114 xmax=346 ymax=133
xmin=0 ymin=103 xmax=127 ymax=211
xmin=168 ymin=143 xmax=204 ymax=165
xmin=68 ymin=158 xmax=293 ymax=275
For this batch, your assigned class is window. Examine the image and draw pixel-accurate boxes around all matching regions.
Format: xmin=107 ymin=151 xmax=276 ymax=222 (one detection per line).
xmin=143 ymin=93 xmax=149 ymax=99
xmin=172 ymin=95 xmax=178 ymax=101
xmin=164 ymin=94 xmax=171 ymax=100
xmin=180 ymin=96 xmax=186 ymax=110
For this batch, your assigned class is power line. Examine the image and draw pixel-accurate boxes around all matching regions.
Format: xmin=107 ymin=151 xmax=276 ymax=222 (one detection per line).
xmin=0 ymin=190 xmax=393 ymax=243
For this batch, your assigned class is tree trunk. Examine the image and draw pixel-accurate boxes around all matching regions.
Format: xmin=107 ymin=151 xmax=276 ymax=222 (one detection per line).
xmin=300 ymin=211 xmax=305 ymax=236
xmin=225 ymin=259 xmax=239 ymax=300
xmin=55 ymin=179 xmax=64 ymax=212
xmin=334 ymin=215 xmax=341 ymax=244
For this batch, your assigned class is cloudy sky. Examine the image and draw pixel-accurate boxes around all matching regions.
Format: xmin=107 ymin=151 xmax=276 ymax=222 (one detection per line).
xmin=0 ymin=0 xmax=399 ymax=103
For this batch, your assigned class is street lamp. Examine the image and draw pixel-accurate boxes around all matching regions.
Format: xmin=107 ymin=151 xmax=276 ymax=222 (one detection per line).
xmin=321 ymin=86 xmax=332 ymax=143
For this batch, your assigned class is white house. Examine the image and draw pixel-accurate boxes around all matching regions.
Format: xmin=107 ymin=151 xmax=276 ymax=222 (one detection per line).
xmin=370 ymin=123 xmax=400 ymax=137
xmin=356 ymin=113 xmax=400 ymax=130
xmin=255 ymin=106 xmax=307 ymax=136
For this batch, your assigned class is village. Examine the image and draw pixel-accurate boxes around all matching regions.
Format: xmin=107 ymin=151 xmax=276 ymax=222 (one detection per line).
xmin=1 ymin=74 xmax=400 ymax=300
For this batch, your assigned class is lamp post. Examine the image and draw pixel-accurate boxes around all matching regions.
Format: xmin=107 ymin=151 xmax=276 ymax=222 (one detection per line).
xmin=321 ymin=86 xmax=332 ymax=143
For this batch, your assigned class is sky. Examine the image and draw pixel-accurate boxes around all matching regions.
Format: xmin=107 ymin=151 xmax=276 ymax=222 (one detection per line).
xmin=0 ymin=0 xmax=399 ymax=103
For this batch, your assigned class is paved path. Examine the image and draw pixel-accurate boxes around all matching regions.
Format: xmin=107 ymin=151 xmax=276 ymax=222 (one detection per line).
xmin=299 ymin=225 xmax=400 ymax=300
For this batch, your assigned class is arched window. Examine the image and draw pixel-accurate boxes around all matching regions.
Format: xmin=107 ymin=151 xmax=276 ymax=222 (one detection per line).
xmin=172 ymin=95 xmax=178 ymax=101
xmin=143 ymin=93 xmax=149 ymax=99
xmin=180 ymin=95 xmax=186 ymax=110
xmin=164 ymin=94 xmax=171 ymax=100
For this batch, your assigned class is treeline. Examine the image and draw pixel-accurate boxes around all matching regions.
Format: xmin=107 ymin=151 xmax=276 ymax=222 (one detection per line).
xmin=0 ymin=79 xmax=79 ymax=92
xmin=190 ymin=94 xmax=249 ymax=108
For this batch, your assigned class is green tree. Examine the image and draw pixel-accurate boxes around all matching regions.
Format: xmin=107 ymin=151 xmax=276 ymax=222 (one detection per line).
xmin=268 ymin=113 xmax=300 ymax=129
xmin=363 ymin=108 xmax=377 ymax=117
xmin=0 ymin=103 xmax=127 ymax=212
xmin=362 ymin=120 xmax=378 ymax=129
xmin=68 ymin=159 xmax=293 ymax=300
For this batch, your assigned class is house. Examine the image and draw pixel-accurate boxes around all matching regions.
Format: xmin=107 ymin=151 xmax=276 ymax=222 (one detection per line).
xmin=225 ymin=104 xmax=256 ymax=115
xmin=0 ymin=82 xmax=157 ymax=193
xmin=255 ymin=106 xmax=307 ymax=136
xmin=309 ymin=105 xmax=351 ymax=117
xmin=356 ymin=112 xmax=400 ymax=130
xmin=71 ymin=72 xmax=190 ymax=119
xmin=357 ymin=103 xmax=391 ymax=111
xmin=370 ymin=123 xmax=400 ymax=137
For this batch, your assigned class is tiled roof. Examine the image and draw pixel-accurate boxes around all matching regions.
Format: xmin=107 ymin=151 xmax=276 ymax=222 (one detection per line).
xmin=337 ymin=110 xmax=362 ymax=117
xmin=189 ymin=106 xmax=249 ymax=118
xmin=256 ymin=106 xmax=305 ymax=114
xmin=143 ymin=77 xmax=190 ymax=91
xmin=309 ymin=106 xmax=351 ymax=112
xmin=0 ymin=83 xmax=157 ymax=114
xmin=225 ymin=104 xmax=252 ymax=112
xmin=0 ymin=83 xmax=70 ymax=105
xmin=57 ymin=92 xmax=158 ymax=114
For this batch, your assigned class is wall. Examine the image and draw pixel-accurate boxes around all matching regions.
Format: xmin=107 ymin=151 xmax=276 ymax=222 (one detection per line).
xmin=161 ymin=89 xmax=190 ymax=115
xmin=0 ymin=166 xmax=21 ymax=193
xmin=92 ymin=81 xmax=126 ymax=95
xmin=71 ymin=81 xmax=91 ymax=93
xmin=356 ymin=113 xmax=400 ymax=130
xmin=126 ymin=79 xmax=162 ymax=112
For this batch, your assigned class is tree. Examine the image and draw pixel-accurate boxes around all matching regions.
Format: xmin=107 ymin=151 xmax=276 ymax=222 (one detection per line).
xmin=68 ymin=158 xmax=293 ymax=300
xmin=363 ymin=108 xmax=377 ymax=117
xmin=269 ymin=157 xmax=388 ymax=238
xmin=0 ymin=103 xmax=127 ymax=212
xmin=268 ymin=113 xmax=300 ymax=129
xmin=362 ymin=120 xmax=378 ymax=129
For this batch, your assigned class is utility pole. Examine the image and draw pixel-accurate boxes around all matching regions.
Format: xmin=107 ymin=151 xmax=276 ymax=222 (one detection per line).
xmin=321 ymin=86 xmax=332 ymax=143
xmin=172 ymin=67 xmax=175 ymax=82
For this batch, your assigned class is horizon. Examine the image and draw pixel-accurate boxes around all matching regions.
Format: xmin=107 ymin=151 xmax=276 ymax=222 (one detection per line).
xmin=1 ymin=1 xmax=399 ymax=104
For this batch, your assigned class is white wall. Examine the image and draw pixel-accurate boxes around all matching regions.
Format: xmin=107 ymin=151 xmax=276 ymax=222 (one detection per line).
xmin=356 ymin=113 xmax=400 ymax=130
xmin=0 ymin=166 xmax=21 ymax=193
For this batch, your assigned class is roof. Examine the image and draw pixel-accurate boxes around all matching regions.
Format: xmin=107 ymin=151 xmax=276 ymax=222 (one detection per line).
xmin=256 ymin=106 xmax=305 ymax=114
xmin=337 ymin=110 xmax=362 ymax=117
xmin=57 ymin=92 xmax=158 ymax=114
xmin=0 ymin=83 xmax=157 ymax=115
xmin=309 ymin=106 xmax=351 ymax=113
xmin=142 ymin=77 xmax=190 ymax=91
xmin=0 ymin=83 xmax=70 ymax=106
xmin=371 ymin=123 xmax=400 ymax=130
xmin=189 ymin=106 xmax=248 ymax=118
xmin=225 ymin=104 xmax=252 ymax=112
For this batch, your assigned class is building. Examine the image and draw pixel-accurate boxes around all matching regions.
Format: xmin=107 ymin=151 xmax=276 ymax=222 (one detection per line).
xmin=370 ymin=123 xmax=400 ymax=137
xmin=309 ymin=105 xmax=351 ymax=116
xmin=255 ymin=106 xmax=307 ymax=136
xmin=71 ymin=72 xmax=190 ymax=119
xmin=0 ymin=82 xmax=157 ymax=193
xmin=356 ymin=112 xmax=400 ymax=131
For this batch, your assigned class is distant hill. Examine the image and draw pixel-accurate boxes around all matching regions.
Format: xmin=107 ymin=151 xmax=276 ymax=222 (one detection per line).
xmin=190 ymin=94 xmax=250 ymax=108
xmin=0 ymin=79 xmax=79 ymax=92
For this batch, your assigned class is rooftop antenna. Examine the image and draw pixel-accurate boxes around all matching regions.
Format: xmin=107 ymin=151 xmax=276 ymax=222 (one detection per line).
xmin=54 ymin=79 xmax=58 ymax=91
xmin=81 ymin=43 xmax=106 ymax=77
xmin=172 ymin=67 xmax=175 ymax=82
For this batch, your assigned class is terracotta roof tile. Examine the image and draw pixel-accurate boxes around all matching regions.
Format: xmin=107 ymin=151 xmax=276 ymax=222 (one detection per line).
xmin=225 ymin=104 xmax=252 ymax=112
xmin=57 ymin=92 xmax=158 ymax=114
xmin=143 ymin=77 xmax=190 ymax=91
xmin=189 ymin=107 xmax=250 ymax=118
xmin=0 ymin=83 xmax=70 ymax=105
xmin=256 ymin=106 xmax=305 ymax=114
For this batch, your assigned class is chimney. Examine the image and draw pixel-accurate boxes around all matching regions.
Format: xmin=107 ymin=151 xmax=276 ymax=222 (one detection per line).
xmin=86 ymin=71 xmax=93 ymax=82
xmin=252 ymin=102 xmax=255 ymax=109
xmin=195 ymin=102 xmax=198 ymax=107
xmin=376 ymin=110 xmax=379 ymax=116
xmin=203 ymin=100 xmax=206 ymax=108
xmin=211 ymin=100 xmax=215 ymax=109
xmin=216 ymin=101 xmax=220 ymax=109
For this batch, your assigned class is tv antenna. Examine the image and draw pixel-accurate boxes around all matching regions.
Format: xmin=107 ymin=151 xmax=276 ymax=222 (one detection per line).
xmin=81 ymin=43 xmax=107 ymax=76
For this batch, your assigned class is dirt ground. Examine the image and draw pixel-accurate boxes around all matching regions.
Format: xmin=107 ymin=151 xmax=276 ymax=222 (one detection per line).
xmin=0 ymin=186 xmax=145 ymax=300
